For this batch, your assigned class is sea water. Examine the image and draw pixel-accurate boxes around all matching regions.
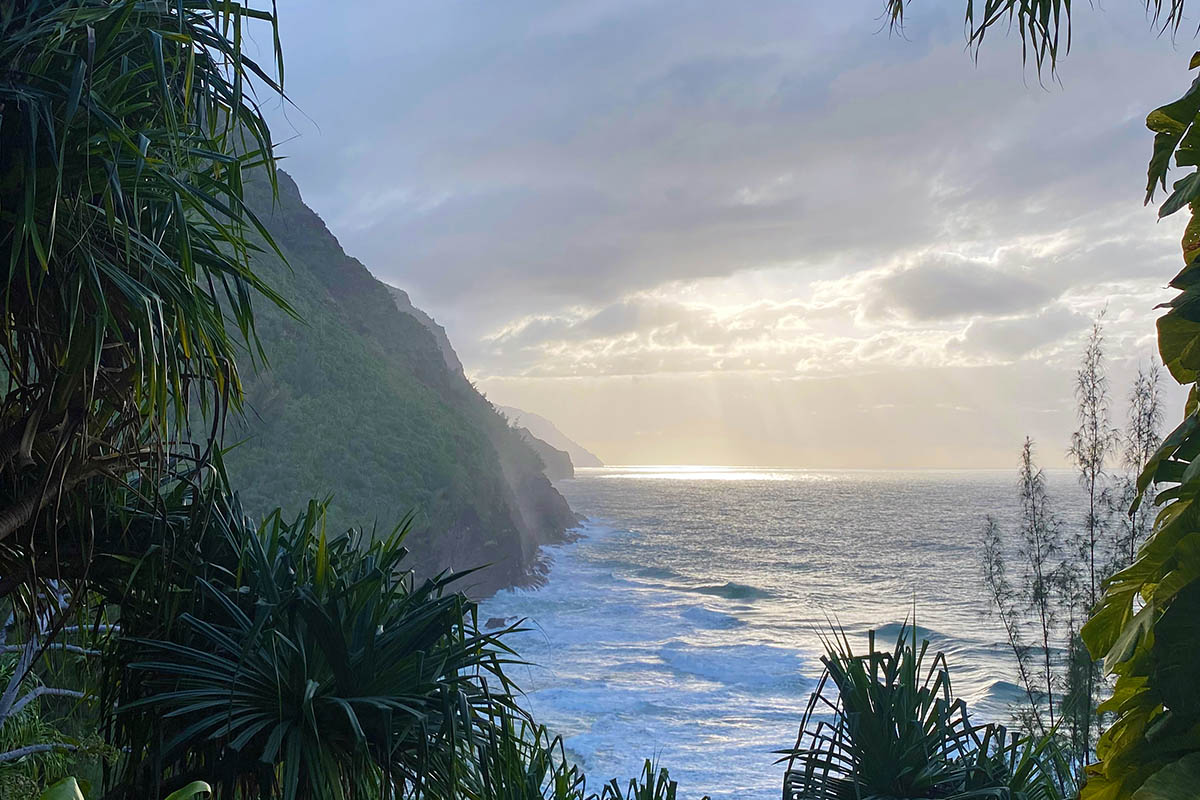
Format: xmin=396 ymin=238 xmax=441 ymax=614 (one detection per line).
xmin=479 ymin=467 xmax=1091 ymax=799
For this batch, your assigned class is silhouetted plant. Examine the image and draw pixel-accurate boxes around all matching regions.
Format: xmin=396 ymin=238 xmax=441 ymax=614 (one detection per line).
xmin=0 ymin=0 xmax=290 ymax=770
xmin=596 ymin=761 xmax=702 ymax=800
xmin=782 ymin=624 xmax=1072 ymax=800
xmin=1113 ymin=360 xmax=1164 ymax=568
xmin=462 ymin=707 xmax=589 ymax=800
xmin=102 ymin=484 xmax=524 ymax=800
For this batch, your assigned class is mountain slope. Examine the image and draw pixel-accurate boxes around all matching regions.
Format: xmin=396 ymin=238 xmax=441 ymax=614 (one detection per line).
xmin=517 ymin=431 xmax=574 ymax=480
xmin=221 ymin=171 xmax=577 ymax=594
xmin=387 ymin=286 xmax=465 ymax=377
xmin=498 ymin=407 xmax=604 ymax=468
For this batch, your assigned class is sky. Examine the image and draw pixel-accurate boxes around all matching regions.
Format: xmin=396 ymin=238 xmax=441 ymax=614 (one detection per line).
xmin=264 ymin=1 xmax=1194 ymax=468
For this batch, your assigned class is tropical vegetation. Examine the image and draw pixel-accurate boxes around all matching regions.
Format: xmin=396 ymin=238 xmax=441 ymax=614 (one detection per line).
xmin=782 ymin=626 xmax=1073 ymax=800
xmin=0 ymin=0 xmax=665 ymax=797
xmin=883 ymin=2 xmax=1200 ymax=799
xmin=978 ymin=322 xmax=1164 ymax=776
xmin=5 ymin=0 xmax=1200 ymax=798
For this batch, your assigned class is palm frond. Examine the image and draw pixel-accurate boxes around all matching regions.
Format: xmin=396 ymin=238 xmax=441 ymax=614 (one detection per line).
xmin=0 ymin=0 xmax=292 ymax=593
xmin=883 ymin=1 xmax=1191 ymax=73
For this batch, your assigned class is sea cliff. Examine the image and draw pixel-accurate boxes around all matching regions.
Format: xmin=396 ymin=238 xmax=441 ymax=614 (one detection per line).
xmin=221 ymin=171 xmax=578 ymax=595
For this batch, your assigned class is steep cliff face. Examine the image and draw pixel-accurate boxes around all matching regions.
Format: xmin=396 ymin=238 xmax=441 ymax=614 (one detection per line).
xmin=387 ymin=286 xmax=465 ymax=377
xmin=383 ymin=288 xmax=576 ymax=484
xmin=498 ymin=406 xmax=604 ymax=467
xmin=223 ymin=171 xmax=577 ymax=595
xmin=518 ymin=431 xmax=575 ymax=480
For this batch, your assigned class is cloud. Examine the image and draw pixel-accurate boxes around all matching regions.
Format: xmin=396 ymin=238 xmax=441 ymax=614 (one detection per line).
xmin=949 ymin=306 xmax=1090 ymax=360
xmin=270 ymin=0 xmax=1183 ymax=338
xmin=868 ymin=255 xmax=1053 ymax=321
xmin=264 ymin=1 xmax=1192 ymax=462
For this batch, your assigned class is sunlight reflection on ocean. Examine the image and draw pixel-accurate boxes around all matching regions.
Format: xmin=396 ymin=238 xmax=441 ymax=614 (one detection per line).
xmin=592 ymin=466 xmax=829 ymax=482
xmin=480 ymin=467 xmax=1088 ymax=800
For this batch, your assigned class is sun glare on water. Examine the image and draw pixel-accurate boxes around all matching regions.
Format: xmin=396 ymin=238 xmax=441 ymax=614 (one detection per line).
xmin=587 ymin=465 xmax=831 ymax=482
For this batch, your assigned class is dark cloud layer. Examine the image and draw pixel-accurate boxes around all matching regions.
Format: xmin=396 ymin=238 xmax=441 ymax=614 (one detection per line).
xmin=270 ymin=3 xmax=1184 ymax=325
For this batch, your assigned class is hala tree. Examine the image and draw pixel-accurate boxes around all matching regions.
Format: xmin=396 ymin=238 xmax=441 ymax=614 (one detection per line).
xmin=782 ymin=625 xmax=1072 ymax=800
xmin=0 ymin=0 xmax=290 ymax=776
xmin=101 ymin=489 xmax=525 ymax=799
xmin=0 ymin=0 xmax=290 ymax=592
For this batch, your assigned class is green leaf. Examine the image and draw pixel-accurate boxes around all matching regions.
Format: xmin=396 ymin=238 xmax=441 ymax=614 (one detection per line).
xmin=1147 ymin=75 xmax=1200 ymax=202
xmin=162 ymin=782 xmax=212 ymax=800
xmin=39 ymin=778 xmax=85 ymax=800
xmin=1132 ymin=753 xmax=1200 ymax=800
xmin=1158 ymin=312 xmax=1200 ymax=384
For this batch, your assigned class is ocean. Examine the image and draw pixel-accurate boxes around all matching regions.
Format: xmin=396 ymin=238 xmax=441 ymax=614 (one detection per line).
xmin=479 ymin=466 xmax=1092 ymax=799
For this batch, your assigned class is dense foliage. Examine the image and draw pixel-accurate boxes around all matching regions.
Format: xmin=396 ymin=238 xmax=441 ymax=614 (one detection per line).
xmin=782 ymin=626 xmax=1072 ymax=800
xmin=0 ymin=0 xmax=289 ymax=589
xmin=1077 ymin=53 xmax=1200 ymax=800
xmin=100 ymin=481 xmax=523 ymax=799
xmin=0 ymin=0 xmax=289 ymax=777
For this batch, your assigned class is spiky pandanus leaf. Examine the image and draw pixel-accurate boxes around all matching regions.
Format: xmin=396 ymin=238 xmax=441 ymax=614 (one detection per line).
xmin=459 ymin=706 xmax=590 ymax=800
xmin=99 ymin=484 xmax=525 ymax=800
xmin=782 ymin=625 xmax=1072 ymax=800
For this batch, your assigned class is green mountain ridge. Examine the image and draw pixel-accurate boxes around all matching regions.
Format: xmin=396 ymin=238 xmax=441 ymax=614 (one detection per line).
xmin=382 ymin=288 xmax=579 ymax=482
xmin=221 ymin=170 xmax=578 ymax=595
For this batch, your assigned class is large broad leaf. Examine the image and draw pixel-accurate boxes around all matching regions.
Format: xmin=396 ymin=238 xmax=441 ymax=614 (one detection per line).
xmin=1157 ymin=312 xmax=1200 ymax=384
xmin=39 ymin=778 xmax=86 ymax=800
xmin=163 ymin=781 xmax=212 ymax=800
xmin=1149 ymin=581 xmax=1200 ymax=713
xmin=1147 ymin=68 xmax=1200 ymax=203
xmin=1131 ymin=753 xmax=1200 ymax=800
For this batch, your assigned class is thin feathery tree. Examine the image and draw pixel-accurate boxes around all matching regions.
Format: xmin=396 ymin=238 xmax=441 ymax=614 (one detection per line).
xmin=1114 ymin=359 xmax=1163 ymax=567
xmin=982 ymin=514 xmax=1047 ymax=738
xmin=982 ymin=341 xmax=1155 ymax=773
xmin=1065 ymin=315 xmax=1120 ymax=772
xmin=1016 ymin=438 xmax=1062 ymax=735
xmin=984 ymin=439 xmax=1065 ymax=736
xmin=1069 ymin=315 xmax=1120 ymax=613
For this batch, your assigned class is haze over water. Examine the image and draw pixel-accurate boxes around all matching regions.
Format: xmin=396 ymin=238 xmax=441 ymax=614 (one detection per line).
xmin=481 ymin=466 xmax=1090 ymax=800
